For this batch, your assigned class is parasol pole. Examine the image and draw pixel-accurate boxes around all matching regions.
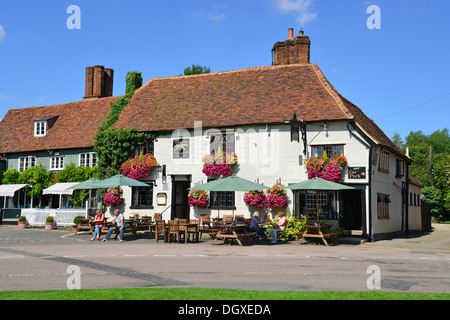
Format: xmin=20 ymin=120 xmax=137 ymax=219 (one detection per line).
xmin=316 ymin=190 xmax=319 ymax=224
xmin=217 ymin=192 xmax=221 ymax=220
xmin=232 ymin=192 xmax=235 ymax=220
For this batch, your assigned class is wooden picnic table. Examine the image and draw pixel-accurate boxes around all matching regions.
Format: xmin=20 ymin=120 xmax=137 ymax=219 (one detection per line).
xmin=299 ymin=225 xmax=341 ymax=246
xmin=178 ymin=222 xmax=200 ymax=244
xmin=212 ymin=223 xmax=256 ymax=246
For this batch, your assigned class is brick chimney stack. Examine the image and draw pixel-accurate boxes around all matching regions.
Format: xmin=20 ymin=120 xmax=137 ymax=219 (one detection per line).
xmin=272 ymin=28 xmax=311 ymax=65
xmin=84 ymin=65 xmax=114 ymax=99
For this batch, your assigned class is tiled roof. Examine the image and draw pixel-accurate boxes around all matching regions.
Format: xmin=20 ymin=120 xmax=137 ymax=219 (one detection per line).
xmin=113 ymin=64 xmax=353 ymax=131
xmin=114 ymin=63 xmax=408 ymax=159
xmin=0 ymin=96 xmax=119 ymax=154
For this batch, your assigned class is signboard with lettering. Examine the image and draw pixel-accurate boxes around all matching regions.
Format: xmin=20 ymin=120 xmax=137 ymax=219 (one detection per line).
xmin=348 ymin=167 xmax=366 ymax=179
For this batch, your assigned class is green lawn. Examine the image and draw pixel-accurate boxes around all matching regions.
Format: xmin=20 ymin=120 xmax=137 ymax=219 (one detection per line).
xmin=0 ymin=288 xmax=448 ymax=300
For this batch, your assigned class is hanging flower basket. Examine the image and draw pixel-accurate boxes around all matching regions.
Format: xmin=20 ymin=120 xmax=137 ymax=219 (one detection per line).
xmin=304 ymin=153 xmax=347 ymax=183
xmin=103 ymin=187 xmax=124 ymax=207
xmin=188 ymin=190 xmax=209 ymax=209
xmin=122 ymin=153 xmax=158 ymax=180
xmin=202 ymin=151 xmax=237 ymax=177
xmin=264 ymin=183 xmax=288 ymax=209
xmin=243 ymin=190 xmax=267 ymax=208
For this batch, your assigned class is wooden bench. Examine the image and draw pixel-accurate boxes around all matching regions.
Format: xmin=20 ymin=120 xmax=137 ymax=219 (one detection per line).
xmin=298 ymin=225 xmax=341 ymax=246
xmin=212 ymin=224 xmax=256 ymax=246
xmin=73 ymin=218 xmax=92 ymax=235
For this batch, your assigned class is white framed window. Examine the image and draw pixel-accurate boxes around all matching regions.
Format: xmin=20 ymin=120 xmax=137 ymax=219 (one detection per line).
xmin=34 ymin=121 xmax=47 ymax=137
xmin=19 ymin=156 xmax=36 ymax=172
xmin=79 ymin=152 xmax=97 ymax=167
xmin=311 ymin=144 xmax=344 ymax=158
xmin=50 ymin=156 xmax=64 ymax=170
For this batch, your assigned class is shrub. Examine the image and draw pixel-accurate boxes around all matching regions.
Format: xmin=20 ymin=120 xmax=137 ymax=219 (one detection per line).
xmin=73 ymin=216 xmax=85 ymax=225
xmin=18 ymin=216 xmax=27 ymax=222
xmin=46 ymin=216 xmax=55 ymax=223
xmin=265 ymin=217 xmax=311 ymax=240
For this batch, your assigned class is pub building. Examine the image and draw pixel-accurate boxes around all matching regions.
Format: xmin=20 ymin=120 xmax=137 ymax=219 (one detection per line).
xmin=0 ymin=29 xmax=412 ymax=241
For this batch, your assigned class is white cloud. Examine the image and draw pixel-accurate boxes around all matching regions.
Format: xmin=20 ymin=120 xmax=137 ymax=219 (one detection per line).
xmin=0 ymin=25 xmax=6 ymax=41
xmin=275 ymin=0 xmax=318 ymax=26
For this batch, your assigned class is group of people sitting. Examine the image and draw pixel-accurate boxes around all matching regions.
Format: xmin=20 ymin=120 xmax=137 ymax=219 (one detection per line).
xmin=248 ymin=211 xmax=287 ymax=244
xmin=89 ymin=209 xmax=287 ymax=244
xmin=89 ymin=209 xmax=126 ymax=242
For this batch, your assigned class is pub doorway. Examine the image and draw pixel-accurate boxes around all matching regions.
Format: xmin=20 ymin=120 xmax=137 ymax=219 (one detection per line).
xmin=340 ymin=189 xmax=364 ymax=232
xmin=171 ymin=176 xmax=191 ymax=220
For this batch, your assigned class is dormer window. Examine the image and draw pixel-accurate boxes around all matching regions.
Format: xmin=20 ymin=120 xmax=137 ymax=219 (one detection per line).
xmin=34 ymin=121 xmax=47 ymax=137
xmin=34 ymin=115 xmax=59 ymax=137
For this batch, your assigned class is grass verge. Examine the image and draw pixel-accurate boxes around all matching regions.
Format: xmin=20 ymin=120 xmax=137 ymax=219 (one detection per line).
xmin=0 ymin=288 xmax=449 ymax=300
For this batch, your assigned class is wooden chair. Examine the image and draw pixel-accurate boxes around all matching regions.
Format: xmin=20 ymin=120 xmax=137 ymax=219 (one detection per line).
xmin=234 ymin=215 xmax=246 ymax=224
xmin=168 ymin=220 xmax=185 ymax=243
xmin=155 ymin=220 xmax=167 ymax=243
xmin=177 ymin=219 xmax=187 ymax=224
xmin=199 ymin=214 xmax=211 ymax=239
xmin=223 ymin=215 xmax=233 ymax=224
xmin=187 ymin=219 xmax=200 ymax=242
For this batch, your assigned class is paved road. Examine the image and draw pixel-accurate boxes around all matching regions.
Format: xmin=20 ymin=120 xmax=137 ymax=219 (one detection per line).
xmin=0 ymin=224 xmax=449 ymax=293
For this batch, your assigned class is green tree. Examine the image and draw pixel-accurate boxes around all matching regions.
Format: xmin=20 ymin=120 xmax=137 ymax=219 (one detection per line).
xmin=181 ymin=64 xmax=211 ymax=76
xmin=2 ymin=169 xmax=20 ymax=184
xmin=17 ymin=165 xmax=52 ymax=198
xmin=391 ymin=132 xmax=405 ymax=149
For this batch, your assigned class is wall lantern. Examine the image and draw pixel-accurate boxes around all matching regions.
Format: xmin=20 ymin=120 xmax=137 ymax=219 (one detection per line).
xmin=284 ymin=112 xmax=307 ymax=156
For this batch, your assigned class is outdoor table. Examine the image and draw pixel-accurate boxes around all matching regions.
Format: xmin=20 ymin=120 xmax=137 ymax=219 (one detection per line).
xmin=212 ymin=223 xmax=256 ymax=246
xmin=299 ymin=225 xmax=340 ymax=246
xmin=178 ymin=222 xmax=199 ymax=244
xmin=73 ymin=218 xmax=92 ymax=234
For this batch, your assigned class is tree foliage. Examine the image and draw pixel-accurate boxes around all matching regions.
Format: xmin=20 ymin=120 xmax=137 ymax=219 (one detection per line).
xmin=181 ymin=64 xmax=211 ymax=76
xmin=17 ymin=165 xmax=52 ymax=198
xmin=394 ymin=128 xmax=450 ymax=220
xmin=94 ymin=128 xmax=155 ymax=179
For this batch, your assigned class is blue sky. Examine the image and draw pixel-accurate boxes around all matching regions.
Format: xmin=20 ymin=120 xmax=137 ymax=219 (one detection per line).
xmin=0 ymin=0 xmax=449 ymax=141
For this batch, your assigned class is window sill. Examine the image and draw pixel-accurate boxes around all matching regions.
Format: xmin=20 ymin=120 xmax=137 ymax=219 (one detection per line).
xmin=129 ymin=206 xmax=154 ymax=210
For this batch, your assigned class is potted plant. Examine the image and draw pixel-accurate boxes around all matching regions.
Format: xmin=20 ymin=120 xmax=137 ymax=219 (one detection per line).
xmin=121 ymin=153 xmax=157 ymax=180
xmin=201 ymin=148 xmax=237 ymax=177
xmin=264 ymin=183 xmax=288 ymax=214
xmin=243 ymin=190 xmax=267 ymax=208
xmin=18 ymin=216 xmax=27 ymax=229
xmin=103 ymin=187 xmax=124 ymax=207
xmin=45 ymin=216 xmax=55 ymax=230
xmin=188 ymin=190 xmax=209 ymax=209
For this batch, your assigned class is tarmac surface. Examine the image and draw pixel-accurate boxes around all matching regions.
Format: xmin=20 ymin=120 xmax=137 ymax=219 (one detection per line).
xmin=0 ymin=223 xmax=449 ymax=293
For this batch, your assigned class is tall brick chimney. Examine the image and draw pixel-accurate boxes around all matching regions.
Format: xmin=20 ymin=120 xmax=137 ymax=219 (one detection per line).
xmin=272 ymin=29 xmax=311 ymax=65
xmin=84 ymin=65 xmax=114 ymax=99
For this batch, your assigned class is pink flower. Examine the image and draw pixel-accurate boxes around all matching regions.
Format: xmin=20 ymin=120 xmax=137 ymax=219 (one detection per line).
xmin=244 ymin=191 xmax=267 ymax=208
xmin=103 ymin=187 xmax=124 ymax=206
xmin=188 ymin=190 xmax=209 ymax=209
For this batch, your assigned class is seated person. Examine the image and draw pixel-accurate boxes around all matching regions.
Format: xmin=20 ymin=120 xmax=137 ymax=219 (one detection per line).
xmin=249 ymin=211 xmax=264 ymax=236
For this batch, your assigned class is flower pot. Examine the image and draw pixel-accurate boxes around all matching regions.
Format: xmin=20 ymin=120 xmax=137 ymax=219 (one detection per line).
xmin=45 ymin=223 xmax=55 ymax=231
xmin=18 ymin=221 xmax=27 ymax=229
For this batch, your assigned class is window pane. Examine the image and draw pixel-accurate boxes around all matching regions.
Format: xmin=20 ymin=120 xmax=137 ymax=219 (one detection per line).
xmin=132 ymin=185 xmax=153 ymax=207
